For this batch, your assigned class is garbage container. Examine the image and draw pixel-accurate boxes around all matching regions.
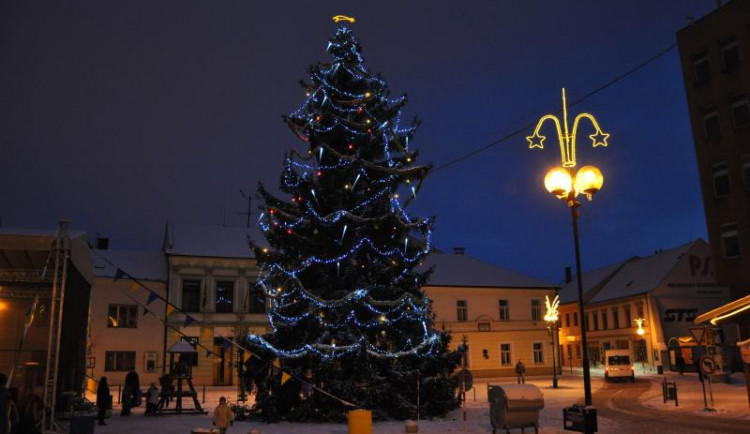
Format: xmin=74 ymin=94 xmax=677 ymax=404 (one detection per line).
xmin=657 ymin=365 xmax=664 ymax=375
xmin=562 ymin=405 xmax=597 ymax=433
xmin=347 ymin=409 xmax=372 ymax=434
xmin=69 ymin=414 xmax=96 ymax=434
xmin=488 ymin=384 xmax=544 ymax=434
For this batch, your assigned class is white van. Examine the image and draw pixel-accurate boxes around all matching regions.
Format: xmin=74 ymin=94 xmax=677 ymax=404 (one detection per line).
xmin=604 ymin=350 xmax=635 ymax=382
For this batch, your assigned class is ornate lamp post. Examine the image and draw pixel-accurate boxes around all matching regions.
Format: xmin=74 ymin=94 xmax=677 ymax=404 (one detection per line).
xmin=545 ymin=295 xmax=560 ymax=388
xmin=635 ymin=318 xmax=646 ymax=373
xmin=528 ymin=88 xmax=609 ymax=407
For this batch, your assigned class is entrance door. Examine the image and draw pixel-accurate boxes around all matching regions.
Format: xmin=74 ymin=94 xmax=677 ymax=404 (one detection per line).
xmin=212 ymin=338 xmax=233 ymax=386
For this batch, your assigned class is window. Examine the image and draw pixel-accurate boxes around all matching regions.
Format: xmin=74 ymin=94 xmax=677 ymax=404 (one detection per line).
xmin=531 ymin=299 xmax=541 ymax=321
xmin=567 ymin=345 xmax=572 ymax=361
xmin=601 ymin=311 xmax=608 ymax=330
xmin=182 ymin=279 xmax=201 ymax=312
xmin=575 ymin=344 xmax=581 ymax=359
xmin=584 ymin=313 xmax=590 ymax=331
xmin=248 ymin=285 xmax=266 ymax=314
xmin=637 ymin=304 xmax=644 ymax=319
xmin=593 ymin=313 xmax=599 ymax=331
xmin=693 ymin=52 xmax=710 ymax=86
xmin=105 ymin=351 xmax=136 ymax=372
xmin=721 ymin=223 xmax=741 ymax=258
xmin=703 ymin=111 xmax=720 ymax=139
xmin=565 ymin=313 xmax=571 ymax=328
xmin=500 ymin=343 xmax=511 ymax=366
xmin=712 ymin=162 xmax=731 ymax=197
xmin=624 ymin=306 xmax=631 ymax=327
xmin=742 ymin=160 xmax=750 ymax=191
xmin=215 ymin=281 xmax=234 ymax=313
xmin=498 ymin=300 xmax=509 ymax=321
xmin=573 ymin=312 xmax=578 ymax=327
xmin=180 ymin=337 xmax=199 ymax=366
xmin=731 ymin=97 xmax=750 ymax=128
xmin=533 ymin=343 xmax=544 ymax=364
xmin=720 ymin=39 xmax=739 ymax=73
xmin=612 ymin=310 xmax=620 ymax=329
xmin=456 ymin=300 xmax=468 ymax=322
xmin=107 ymin=305 xmax=137 ymax=328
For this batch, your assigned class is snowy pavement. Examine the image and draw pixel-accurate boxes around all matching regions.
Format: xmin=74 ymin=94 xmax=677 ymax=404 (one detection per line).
xmin=74 ymin=369 xmax=749 ymax=433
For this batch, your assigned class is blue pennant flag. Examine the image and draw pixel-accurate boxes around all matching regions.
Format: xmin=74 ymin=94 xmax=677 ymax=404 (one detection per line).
xmin=146 ymin=291 xmax=159 ymax=305
xmin=223 ymin=338 xmax=233 ymax=350
xmin=206 ymin=349 xmax=213 ymax=358
xmin=143 ymin=307 xmax=150 ymax=316
xmin=113 ymin=268 xmax=126 ymax=282
xmin=183 ymin=315 xmax=196 ymax=328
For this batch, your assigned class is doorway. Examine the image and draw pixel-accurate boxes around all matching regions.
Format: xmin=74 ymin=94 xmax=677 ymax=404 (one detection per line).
xmin=212 ymin=337 xmax=233 ymax=386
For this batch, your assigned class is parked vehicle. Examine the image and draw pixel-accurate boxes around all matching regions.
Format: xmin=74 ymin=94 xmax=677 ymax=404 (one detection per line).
xmin=604 ymin=350 xmax=634 ymax=382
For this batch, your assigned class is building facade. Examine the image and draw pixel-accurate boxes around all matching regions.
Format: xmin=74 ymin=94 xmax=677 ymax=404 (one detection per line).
xmin=422 ymin=250 xmax=557 ymax=378
xmin=677 ymin=0 xmax=750 ymax=299
xmin=163 ymin=223 xmax=268 ymax=386
xmin=557 ymin=240 xmax=735 ymax=375
xmin=88 ymin=248 xmax=167 ymax=387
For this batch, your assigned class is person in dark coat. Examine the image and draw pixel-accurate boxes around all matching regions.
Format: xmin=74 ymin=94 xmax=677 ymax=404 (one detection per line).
xmin=675 ymin=354 xmax=685 ymax=375
xmin=121 ymin=369 xmax=140 ymax=416
xmin=0 ymin=373 xmax=10 ymax=434
xmin=515 ymin=359 xmax=526 ymax=384
xmin=96 ymin=377 xmax=110 ymax=426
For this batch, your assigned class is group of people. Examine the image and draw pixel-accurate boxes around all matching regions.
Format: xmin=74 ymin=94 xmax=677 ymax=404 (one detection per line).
xmin=95 ymin=369 xmax=162 ymax=425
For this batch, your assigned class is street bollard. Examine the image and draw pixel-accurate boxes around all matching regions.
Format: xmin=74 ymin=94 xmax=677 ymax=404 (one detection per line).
xmin=202 ymin=385 xmax=206 ymax=404
xmin=118 ymin=384 xmax=121 ymax=404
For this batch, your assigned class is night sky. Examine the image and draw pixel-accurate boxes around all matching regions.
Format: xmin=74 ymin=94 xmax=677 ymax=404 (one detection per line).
xmin=0 ymin=1 xmax=718 ymax=283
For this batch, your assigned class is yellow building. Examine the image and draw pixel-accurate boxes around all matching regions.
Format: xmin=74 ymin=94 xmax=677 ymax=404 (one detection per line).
xmin=422 ymin=249 xmax=557 ymax=378
xmin=163 ymin=223 xmax=268 ymax=386
xmin=557 ymin=240 xmax=735 ymax=374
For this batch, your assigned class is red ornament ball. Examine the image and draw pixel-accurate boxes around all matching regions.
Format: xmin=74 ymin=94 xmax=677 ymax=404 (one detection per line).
xmin=316 ymin=170 xmax=322 ymax=177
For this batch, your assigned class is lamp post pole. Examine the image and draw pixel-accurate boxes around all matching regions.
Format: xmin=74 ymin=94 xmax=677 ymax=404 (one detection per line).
xmin=549 ymin=323 xmax=559 ymax=388
xmin=570 ymin=199 xmax=592 ymax=405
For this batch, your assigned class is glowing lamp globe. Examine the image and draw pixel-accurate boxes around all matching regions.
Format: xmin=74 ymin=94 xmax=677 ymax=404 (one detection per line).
xmin=544 ymin=167 xmax=572 ymax=197
xmin=575 ymin=165 xmax=604 ymax=196
xmin=637 ymin=327 xmax=645 ymax=336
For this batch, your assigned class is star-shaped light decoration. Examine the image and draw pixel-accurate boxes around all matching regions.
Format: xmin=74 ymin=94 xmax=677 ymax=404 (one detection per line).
xmin=526 ymin=131 xmax=546 ymax=149
xmin=589 ymin=130 xmax=610 ymax=148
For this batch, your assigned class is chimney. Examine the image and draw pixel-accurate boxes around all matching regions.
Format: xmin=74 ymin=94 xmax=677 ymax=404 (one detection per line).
xmin=453 ymin=247 xmax=465 ymax=255
xmin=96 ymin=237 xmax=110 ymax=250
xmin=564 ymin=266 xmax=572 ymax=283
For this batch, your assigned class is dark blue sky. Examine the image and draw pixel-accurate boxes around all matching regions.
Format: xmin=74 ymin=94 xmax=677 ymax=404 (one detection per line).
xmin=0 ymin=1 xmax=717 ymax=283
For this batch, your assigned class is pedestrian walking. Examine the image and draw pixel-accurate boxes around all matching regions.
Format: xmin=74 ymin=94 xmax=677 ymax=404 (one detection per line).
xmin=212 ymin=396 xmax=234 ymax=434
xmin=145 ymin=383 xmax=159 ymax=416
xmin=676 ymin=354 xmax=685 ymax=376
xmin=96 ymin=377 xmax=110 ymax=426
xmin=121 ymin=368 xmax=140 ymax=416
xmin=0 ymin=373 xmax=10 ymax=434
xmin=515 ymin=359 xmax=526 ymax=384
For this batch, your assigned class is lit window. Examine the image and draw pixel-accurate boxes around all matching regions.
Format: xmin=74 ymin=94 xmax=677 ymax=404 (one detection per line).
xmin=107 ymin=305 xmax=137 ymax=328
xmin=693 ymin=52 xmax=710 ymax=86
xmin=456 ymin=300 xmax=468 ymax=322
xmin=533 ymin=343 xmax=544 ymax=364
xmin=721 ymin=223 xmax=741 ymax=258
xmin=703 ymin=111 xmax=720 ymax=139
xmin=731 ymin=97 xmax=750 ymax=128
xmin=498 ymin=300 xmax=509 ymax=321
xmin=712 ymin=162 xmax=730 ymax=197
xmin=500 ymin=343 xmax=511 ymax=366
xmin=720 ymin=39 xmax=739 ymax=73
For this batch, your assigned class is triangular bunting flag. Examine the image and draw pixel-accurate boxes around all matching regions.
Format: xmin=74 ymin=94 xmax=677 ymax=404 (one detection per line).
xmin=243 ymin=352 xmax=251 ymax=362
xmin=206 ymin=349 xmax=214 ymax=358
xmin=166 ymin=305 xmax=175 ymax=316
xmin=146 ymin=290 xmax=159 ymax=305
xmin=114 ymin=268 xmax=126 ymax=282
xmin=223 ymin=338 xmax=233 ymax=350
xmin=183 ymin=315 xmax=196 ymax=328
xmin=130 ymin=281 xmax=139 ymax=292
xmin=281 ymin=372 xmax=291 ymax=386
xmin=143 ymin=307 xmax=150 ymax=316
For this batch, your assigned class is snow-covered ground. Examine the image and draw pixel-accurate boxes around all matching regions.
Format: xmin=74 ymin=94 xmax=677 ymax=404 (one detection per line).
xmin=76 ymin=369 xmax=748 ymax=433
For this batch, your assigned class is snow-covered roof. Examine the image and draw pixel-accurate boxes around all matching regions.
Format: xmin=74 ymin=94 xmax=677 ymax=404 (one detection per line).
xmin=587 ymin=241 xmax=697 ymax=304
xmin=559 ymin=240 xmax=702 ymax=305
xmin=420 ymin=253 xmax=554 ymax=289
xmin=92 ymin=249 xmax=167 ymax=281
xmin=163 ymin=222 xmax=260 ymax=258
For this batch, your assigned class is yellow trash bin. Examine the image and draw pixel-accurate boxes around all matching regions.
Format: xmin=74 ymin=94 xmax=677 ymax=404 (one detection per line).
xmin=347 ymin=409 xmax=372 ymax=434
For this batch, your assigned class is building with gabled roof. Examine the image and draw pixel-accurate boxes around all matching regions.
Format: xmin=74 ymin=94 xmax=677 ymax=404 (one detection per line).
xmin=557 ymin=239 xmax=736 ymax=377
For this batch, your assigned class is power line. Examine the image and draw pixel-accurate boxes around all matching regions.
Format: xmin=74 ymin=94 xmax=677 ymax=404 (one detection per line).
xmin=432 ymin=43 xmax=677 ymax=174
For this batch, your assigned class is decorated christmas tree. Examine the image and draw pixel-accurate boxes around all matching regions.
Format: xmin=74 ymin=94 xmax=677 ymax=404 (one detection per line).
xmin=245 ymin=19 xmax=460 ymax=421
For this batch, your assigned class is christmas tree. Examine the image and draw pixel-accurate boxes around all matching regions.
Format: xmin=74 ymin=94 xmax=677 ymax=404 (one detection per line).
xmin=245 ymin=20 xmax=460 ymax=421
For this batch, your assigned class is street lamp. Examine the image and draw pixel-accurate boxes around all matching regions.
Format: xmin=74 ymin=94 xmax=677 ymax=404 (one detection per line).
xmin=528 ymin=88 xmax=609 ymax=407
xmin=544 ymin=295 xmax=560 ymax=388
xmin=635 ymin=318 xmax=646 ymax=373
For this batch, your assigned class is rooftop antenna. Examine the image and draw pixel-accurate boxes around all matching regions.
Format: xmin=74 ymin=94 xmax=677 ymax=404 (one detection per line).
xmin=240 ymin=189 xmax=252 ymax=229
